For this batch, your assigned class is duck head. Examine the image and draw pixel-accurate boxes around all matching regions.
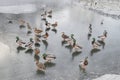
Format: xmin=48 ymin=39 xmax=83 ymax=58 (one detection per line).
xmin=30 ymin=38 xmax=33 ymax=43
xmin=92 ymin=38 xmax=95 ymax=44
xmin=43 ymin=53 xmax=47 ymax=59
xmin=16 ymin=36 xmax=19 ymax=42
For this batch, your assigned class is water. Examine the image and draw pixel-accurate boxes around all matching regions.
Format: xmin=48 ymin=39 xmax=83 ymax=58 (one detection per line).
xmin=0 ymin=1 xmax=120 ymax=80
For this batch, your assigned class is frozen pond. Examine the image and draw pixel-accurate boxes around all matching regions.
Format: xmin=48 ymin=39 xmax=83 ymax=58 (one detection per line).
xmin=0 ymin=2 xmax=120 ymax=80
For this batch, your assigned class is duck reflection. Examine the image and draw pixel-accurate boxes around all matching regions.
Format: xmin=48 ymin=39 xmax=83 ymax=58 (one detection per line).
xmin=25 ymin=48 xmax=33 ymax=55
xmin=72 ymin=51 xmax=82 ymax=60
xmin=90 ymin=48 xmax=101 ymax=56
xmin=51 ymin=28 xmax=57 ymax=33
xmin=97 ymin=40 xmax=105 ymax=49
xmin=65 ymin=44 xmax=73 ymax=52
xmin=44 ymin=62 xmax=56 ymax=68
xmin=61 ymin=40 xmax=68 ymax=46
xmin=17 ymin=46 xmax=26 ymax=53
xmin=42 ymin=40 xmax=48 ymax=49
xmin=36 ymin=70 xmax=45 ymax=75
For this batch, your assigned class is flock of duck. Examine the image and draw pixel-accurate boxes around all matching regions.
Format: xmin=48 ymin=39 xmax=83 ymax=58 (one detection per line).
xmin=15 ymin=9 xmax=108 ymax=73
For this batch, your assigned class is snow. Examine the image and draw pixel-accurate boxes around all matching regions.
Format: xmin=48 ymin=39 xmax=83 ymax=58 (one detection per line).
xmin=93 ymin=74 xmax=120 ymax=80
xmin=0 ymin=4 xmax=37 ymax=14
xmin=73 ymin=0 xmax=120 ymax=18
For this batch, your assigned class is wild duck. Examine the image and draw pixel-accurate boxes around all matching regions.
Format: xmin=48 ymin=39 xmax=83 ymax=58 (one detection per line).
xmin=89 ymin=24 xmax=92 ymax=33
xmin=42 ymin=32 xmax=49 ymax=39
xmin=36 ymin=60 xmax=46 ymax=72
xmin=51 ymin=22 xmax=58 ymax=28
xmin=34 ymin=28 xmax=43 ymax=34
xmin=19 ymin=19 xmax=26 ymax=29
xmin=61 ymin=32 xmax=69 ymax=41
xmin=16 ymin=36 xmax=26 ymax=46
xmin=42 ymin=53 xmax=56 ymax=62
xmin=79 ymin=57 xmax=88 ymax=71
xmin=47 ymin=10 xmax=52 ymax=14
xmin=34 ymin=48 xmax=40 ymax=55
xmin=91 ymin=38 xmax=100 ymax=49
xmin=25 ymin=38 xmax=34 ymax=48
xmin=98 ymin=30 xmax=107 ymax=42
xmin=27 ymin=23 xmax=32 ymax=30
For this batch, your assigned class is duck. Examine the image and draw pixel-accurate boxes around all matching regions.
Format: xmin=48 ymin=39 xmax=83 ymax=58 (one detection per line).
xmin=34 ymin=28 xmax=43 ymax=34
xmin=42 ymin=32 xmax=49 ymax=39
xmin=42 ymin=53 xmax=56 ymax=62
xmin=16 ymin=36 xmax=26 ymax=46
xmin=45 ymin=20 xmax=51 ymax=26
xmin=25 ymin=38 xmax=34 ymax=48
xmin=51 ymin=22 xmax=58 ymax=28
xmin=41 ymin=11 xmax=47 ymax=16
xmin=34 ymin=36 xmax=41 ymax=47
xmin=79 ymin=57 xmax=88 ymax=71
xmin=34 ymin=54 xmax=40 ymax=61
xmin=19 ymin=19 xmax=26 ymax=29
xmin=71 ymin=34 xmax=82 ymax=52
xmin=36 ymin=60 xmax=46 ymax=72
xmin=45 ymin=26 xmax=51 ymax=32
xmin=61 ymin=32 xmax=69 ymax=41
xmin=34 ymin=48 xmax=40 ymax=55
xmin=27 ymin=23 xmax=32 ymax=35
xmin=98 ymin=30 xmax=107 ymax=42
xmin=91 ymin=38 xmax=100 ymax=49
xmin=47 ymin=10 xmax=52 ymax=14
xmin=89 ymin=24 xmax=92 ymax=32
xmin=27 ymin=23 xmax=32 ymax=30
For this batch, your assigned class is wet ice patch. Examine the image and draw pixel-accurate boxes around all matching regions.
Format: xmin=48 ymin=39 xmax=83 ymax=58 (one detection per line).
xmin=93 ymin=74 xmax=120 ymax=80
xmin=0 ymin=4 xmax=37 ymax=14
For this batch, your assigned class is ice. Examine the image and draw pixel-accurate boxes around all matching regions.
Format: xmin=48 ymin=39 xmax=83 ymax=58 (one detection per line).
xmin=93 ymin=74 xmax=120 ymax=80
xmin=0 ymin=42 xmax=10 ymax=61
xmin=0 ymin=4 xmax=37 ymax=14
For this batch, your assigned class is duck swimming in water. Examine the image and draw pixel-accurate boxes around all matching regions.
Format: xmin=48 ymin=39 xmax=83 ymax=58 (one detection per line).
xmin=51 ymin=22 xmax=58 ymax=28
xmin=16 ymin=36 xmax=26 ymax=46
xmin=91 ymin=38 xmax=100 ymax=49
xmin=19 ymin=19 xmax=26 ymax=29
xmin=47 ymin=10 xmax=52 ymax=14
xmin=25 ymin=38 xmax=34 ymax=48
xmin=98 ymin=30 xmax=107 ymax=42
xmin=42 ymin=53 xmax=56 ymax=63
xmin=34 ymin=48 xmax=40 ymax=55
xmin=79 ymin=57 xmax=88 ymax=71
xmin=42 ymin=32 xmax=49 ymax=40
xmin=34 ymin=28 xmax=43 ymax=34
xmin=61 ymin=32 xmax=69 ymax=41
xmin=71 ymin=34 xmax=82 ymax=52
xmin=26 ymin=22 xmax=32 ymax=35
xmin=36 ymin=60 xmax=46 ymax=72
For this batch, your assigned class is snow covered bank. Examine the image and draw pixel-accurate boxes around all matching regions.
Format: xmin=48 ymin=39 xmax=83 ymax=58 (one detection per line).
xmin=73 ymin=1 xmax=120 ymax=19
xmin=93 ymin=74 xmax=120 ymax=80
xmin=0 ymin=4 xmax=37 ymax=14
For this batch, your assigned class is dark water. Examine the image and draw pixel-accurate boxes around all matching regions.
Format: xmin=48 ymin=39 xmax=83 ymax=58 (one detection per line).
xmin=0 ymin=4 xmax=120 ymax=80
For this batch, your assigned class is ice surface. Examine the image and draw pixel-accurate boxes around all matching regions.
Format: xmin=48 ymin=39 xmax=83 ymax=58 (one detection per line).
xmin=0 ymin=42 xmax=10 ymax=61
xmin=93 ymin=74 xmax=120 ymax=80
